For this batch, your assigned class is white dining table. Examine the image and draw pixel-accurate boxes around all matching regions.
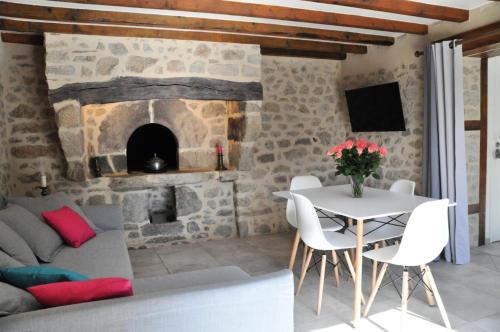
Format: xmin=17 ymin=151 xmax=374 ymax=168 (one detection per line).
xmin=273 ymin=184 xmax=451 ymax=328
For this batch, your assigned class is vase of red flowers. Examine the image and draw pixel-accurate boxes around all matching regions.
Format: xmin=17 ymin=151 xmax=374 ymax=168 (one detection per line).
xmin=327 ymin=138 xmax=387 ymax=198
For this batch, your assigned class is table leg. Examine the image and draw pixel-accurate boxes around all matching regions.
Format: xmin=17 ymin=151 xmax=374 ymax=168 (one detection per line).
xmin=353 ymin=219 xmax=364 ymax=328
xmin=347 ymin=218 xmax=355 ymax=262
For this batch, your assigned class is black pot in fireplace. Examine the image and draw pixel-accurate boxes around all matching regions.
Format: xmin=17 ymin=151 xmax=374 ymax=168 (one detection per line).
xmin=127 ymin=123 xmax=179 ymax=174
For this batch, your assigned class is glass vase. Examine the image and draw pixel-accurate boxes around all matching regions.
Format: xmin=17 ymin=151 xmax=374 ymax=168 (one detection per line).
xmin=349 ymin=176 xmax=364 ymax=198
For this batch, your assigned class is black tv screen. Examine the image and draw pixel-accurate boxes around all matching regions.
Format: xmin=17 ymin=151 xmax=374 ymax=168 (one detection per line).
xmin=345 ymin=82 xmax=406 ymax=132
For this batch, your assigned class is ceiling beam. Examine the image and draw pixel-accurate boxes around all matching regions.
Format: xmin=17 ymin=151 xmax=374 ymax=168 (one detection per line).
xmin=305 ymin=0 xmax=469 ymax=22
xmin=261 ymin=48 xmax=347 ymax=60
xmin=441 ymin=21 xmax=500 ymax=58
xmin=49 ymin=0 xmax=428 ymax=34
xmin=1 ymin=32 xmax=43 ymax=45
xmin=0 ymin=2 xmax=394 ymax=46
xmin=0 ymin=19 xmax=362 ymax=57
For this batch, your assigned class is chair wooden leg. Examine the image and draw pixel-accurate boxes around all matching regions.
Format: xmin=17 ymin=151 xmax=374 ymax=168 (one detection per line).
xmin=317 ymin=254 xmax=327 ymax=315
xmin=343 ymin=251 xmax=366 ymax=305
xmin=288 ymin=230 xmax=301 ymax=270
xmin=302 ymin=244 xmax=309 ymax=273
xmin=363 ymin=262 xmax=388 ymax=317
xmin=401 ymin=268 xmax=409 ymax=330
xmin=332 ymin=250 xmax=340 ymax=287
xmin=371 ymin=243 xmax=380 ymax=292
xmin=424 ymin=265 xmax=451 ymax=329
xmin=420 ymin=265 xmax=435 ymax=306
xmin=296 ymin=249 xmax=314 ymax=296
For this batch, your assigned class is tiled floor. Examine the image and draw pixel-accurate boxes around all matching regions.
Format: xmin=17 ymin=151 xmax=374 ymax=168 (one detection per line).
xmin=129 ymin=232 xmax=500 ymax=331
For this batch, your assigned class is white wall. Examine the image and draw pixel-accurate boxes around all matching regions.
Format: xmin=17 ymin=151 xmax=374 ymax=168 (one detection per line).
xmin=486 ymin=56 xmax=500 ymax=243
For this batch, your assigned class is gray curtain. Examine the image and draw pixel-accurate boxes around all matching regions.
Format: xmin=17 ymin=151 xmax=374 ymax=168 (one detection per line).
xmin=423 ymin=40 xmax=470 ymax=264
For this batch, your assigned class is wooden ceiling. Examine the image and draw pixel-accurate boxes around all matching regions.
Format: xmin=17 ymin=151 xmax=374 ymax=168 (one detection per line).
xmin=0 ymin=0 xmax=479 ymax=60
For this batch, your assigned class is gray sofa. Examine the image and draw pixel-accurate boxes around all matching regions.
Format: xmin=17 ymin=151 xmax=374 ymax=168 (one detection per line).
xmin=0 ymin=204 xmax=294 ymax=332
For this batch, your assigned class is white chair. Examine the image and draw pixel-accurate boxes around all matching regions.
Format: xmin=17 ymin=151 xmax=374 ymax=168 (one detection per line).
xmin=362 ymin=199 xmax=451 ymax=329
xmin=292 ymin=193 xmax=361 ymax=315
xmin=287 ymin=176 xmax=343 ymax=271
xmin=345 ymin=179 xmax=415 ymax=290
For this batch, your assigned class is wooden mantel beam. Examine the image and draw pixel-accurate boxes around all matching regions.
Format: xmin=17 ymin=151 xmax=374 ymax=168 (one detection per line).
xmin=305 ymin=0 xmax=469 ymax=22
xmin=0 ymin=18 xmax=363 ymax=57
xmin=0 ymin=2 xmax=394 ymax=46
xmin=50 ymin=0 xmax=428 ymax=34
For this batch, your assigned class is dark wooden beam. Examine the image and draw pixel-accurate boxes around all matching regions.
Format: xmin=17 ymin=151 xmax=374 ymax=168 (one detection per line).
xmin=464 ymin=120 xmax=481 ymax=131
xmin=0 ymin=19 xmax=367 ymax=55
xmin=0 ymin=2 xmax=394 ymax=46
xmin=1 ymin=32 xmax=43 ymax=45
xmin=261 ymin=48 xmax=346 ymax=60
xmin=468 ymin=203 xmax=480 ymax=215
xmin=49 ymin=0 xmax=428 ymax=34
xmin=305 ymin=0 xmax=468 ymax=22
xmin=478 ymin=58 xmax=488 ymax=246
xmin=440 ymin=21 xmax=500 ymax=58
xmin=49 ymin=77 xmax=263 ymax=106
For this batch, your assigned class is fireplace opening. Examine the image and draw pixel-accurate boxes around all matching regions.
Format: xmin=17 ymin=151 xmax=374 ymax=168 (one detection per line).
xmin=127 ymin=123 xmax=179 ymax=173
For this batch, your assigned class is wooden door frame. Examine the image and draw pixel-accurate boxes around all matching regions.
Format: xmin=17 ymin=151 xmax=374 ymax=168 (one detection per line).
xmin=464 ymin=58 xmax=488 ymax=246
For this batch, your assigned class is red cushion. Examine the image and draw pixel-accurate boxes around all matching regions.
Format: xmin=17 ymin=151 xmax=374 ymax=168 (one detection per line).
xmin=27 ymin=278 xmax=133 ymax=307
xmin=42 ymin=206 xmax=96 ymax=248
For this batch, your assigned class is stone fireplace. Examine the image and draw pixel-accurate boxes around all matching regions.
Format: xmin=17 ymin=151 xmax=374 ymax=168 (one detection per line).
xmin=44 ymin=33 xmax=263 ymax=248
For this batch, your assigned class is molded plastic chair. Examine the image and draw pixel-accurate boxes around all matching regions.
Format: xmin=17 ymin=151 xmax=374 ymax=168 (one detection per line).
xmin=292 ymin=193 xmax=360 ymax=315
xmin=362 ymin=199 xmax=451 ymax=329
xmin=286 ymin=176 xmax=343 ymax=271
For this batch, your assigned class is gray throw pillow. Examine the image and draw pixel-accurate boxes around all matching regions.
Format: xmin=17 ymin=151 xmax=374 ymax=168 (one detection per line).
xmin=0 ymin=250 xmax=25 ymax=269
xmin=8 ymin=192 xmax=99 ymax=231
xmin=0 ymin=282 xmax=42 ymax=317
xmin=0 ymin=196 xmax=7 ymax=210
xmin=0 ymin=221 xmax=38 ymax=266
xmin=0 ymin=205 xmax=63 ymax=263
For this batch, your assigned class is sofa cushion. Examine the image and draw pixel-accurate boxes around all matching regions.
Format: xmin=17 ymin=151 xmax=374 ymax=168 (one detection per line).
xmin=0 ymin=220 xmax=38 ymax=266
xmin=133 ymin=266 xmax=250 ymax=295
xmin=0 ymin=250 xmax=24 ymax=269
xmin=8 ymin=192 xmax=98 ymax=232
xmin=47 ymin=230 xmax=133 ymax=280
xmin=42 ymin=206 xmax=96 ymax=248
xmin=0 ymin=204 xmax=63 ymax=263
xmin=28 ymin=277 xmax=133 ymax=308
xmin=0 ymin=266 xmax=89 ymax=289
xmin=0 ymin=282 xmax=42 ymax=317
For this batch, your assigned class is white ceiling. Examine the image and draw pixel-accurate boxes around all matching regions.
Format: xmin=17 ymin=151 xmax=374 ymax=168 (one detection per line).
xmin=1 ymin=0 xmax=494 ymax=38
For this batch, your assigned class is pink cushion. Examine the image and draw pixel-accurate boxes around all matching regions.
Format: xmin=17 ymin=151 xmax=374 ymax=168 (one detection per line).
xmin=27 ymin=278 xmax=133 ymax=307
xmin=42 ymin=206 xmax=96 ymax=248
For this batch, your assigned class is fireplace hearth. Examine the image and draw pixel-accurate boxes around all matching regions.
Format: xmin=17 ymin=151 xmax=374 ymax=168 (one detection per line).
xmin=127 ymin=123 xmax=179 ymax=174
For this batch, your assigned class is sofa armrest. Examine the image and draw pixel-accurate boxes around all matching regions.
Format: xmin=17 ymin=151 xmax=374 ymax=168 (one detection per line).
xmin=81 ymin=205 xmax=124 ymax=231
xmin=0 ymin=270 xmax=294 ymax=332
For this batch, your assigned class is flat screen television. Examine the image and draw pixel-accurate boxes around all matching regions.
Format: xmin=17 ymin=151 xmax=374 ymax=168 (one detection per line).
xmin=345 ymin=82 xmax=406 ymax=132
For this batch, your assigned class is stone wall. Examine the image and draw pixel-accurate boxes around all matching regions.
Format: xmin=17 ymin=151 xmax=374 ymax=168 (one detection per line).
xmin=342 ymin=60 xmax=425 ymax=192
xmin=0 ymin=51 xmax=7 ymax=196
xmin=464 ymin=57 xmax=481 ymax=247
xmin=44 ymin=34 xmax=261 ymax=90
xmin=0 ymin=42 xmax=66 ymax=196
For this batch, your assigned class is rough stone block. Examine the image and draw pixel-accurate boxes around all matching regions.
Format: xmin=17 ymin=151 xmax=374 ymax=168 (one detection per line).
xmin=96 ymin=57 xmax=119 ymax=75
xmin=175 ymin=186 xmax=202 ymax=216
xmin=59 ymin=129 xmax=84 ymax=158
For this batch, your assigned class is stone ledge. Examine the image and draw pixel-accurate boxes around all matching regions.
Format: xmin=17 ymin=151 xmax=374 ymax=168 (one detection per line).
xmin=103 ymin=169 xmax=238 ymax=191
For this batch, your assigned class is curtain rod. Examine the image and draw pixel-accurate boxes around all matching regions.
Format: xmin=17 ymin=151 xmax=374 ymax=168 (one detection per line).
xmin=414 ymin=39 xmax=463 ymax=57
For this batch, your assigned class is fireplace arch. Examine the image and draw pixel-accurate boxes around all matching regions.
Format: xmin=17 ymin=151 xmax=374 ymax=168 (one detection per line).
xmin=127 ymin=123 xmax=179 ymax=173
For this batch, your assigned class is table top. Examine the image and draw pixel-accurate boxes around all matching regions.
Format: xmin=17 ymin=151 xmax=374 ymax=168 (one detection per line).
xmin=273 ymin=184 xmax=454 ymax=220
